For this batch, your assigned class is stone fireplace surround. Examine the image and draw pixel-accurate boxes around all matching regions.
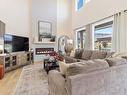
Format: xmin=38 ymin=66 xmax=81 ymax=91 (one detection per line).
xmin=32 ymin=43 xmax=57 ymax=62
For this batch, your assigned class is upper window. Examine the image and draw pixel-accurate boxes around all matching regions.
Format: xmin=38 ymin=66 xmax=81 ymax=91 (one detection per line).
xmin=76 ymin=0 xmax=91 ymax=11
xmin=76 ymin=0 xmax=84 ymax=11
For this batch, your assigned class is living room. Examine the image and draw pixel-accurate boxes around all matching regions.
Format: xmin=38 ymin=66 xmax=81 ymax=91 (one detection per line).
xmin=0 ymin=0 xmax=127 ymax=95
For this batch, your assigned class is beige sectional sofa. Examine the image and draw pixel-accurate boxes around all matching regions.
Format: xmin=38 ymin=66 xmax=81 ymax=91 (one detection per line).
xmin=64 ymin=49 xmax=114 ymax=63
xmin=48 ymin=50 xmax=127 ymax=95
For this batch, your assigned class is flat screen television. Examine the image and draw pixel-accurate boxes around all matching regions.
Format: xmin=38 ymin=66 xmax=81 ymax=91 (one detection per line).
xmin=4 ymin=34 xmax=29 ymax=53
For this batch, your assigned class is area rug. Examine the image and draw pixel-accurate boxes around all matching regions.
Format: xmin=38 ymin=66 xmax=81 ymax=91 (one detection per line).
xmin=13 ymin=64 xmax=49 ymax=95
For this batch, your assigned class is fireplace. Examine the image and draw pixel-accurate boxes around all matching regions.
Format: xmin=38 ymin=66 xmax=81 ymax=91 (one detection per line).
xmin=36 ymin=48 xmax=54 ymax=55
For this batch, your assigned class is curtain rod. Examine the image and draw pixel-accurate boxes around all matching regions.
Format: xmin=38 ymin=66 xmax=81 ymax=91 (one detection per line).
xmin=114 ymin=9 xmax=127 ymax=15
xmin=124 ymin=9 xmax=127 ymax=12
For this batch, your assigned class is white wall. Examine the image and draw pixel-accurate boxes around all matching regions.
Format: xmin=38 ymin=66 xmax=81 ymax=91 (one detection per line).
xmin=0 ymin=0 xmax=72 ymax=62
xmin=0 ymin=0 xmax=30 ymax=37
xmin=72 ymin=0 xmax=127 ymax=29
xmin=31 ymin=0 xmax=72 ymax=62
xmin=31 ymin=0 xmax=57 ymax=62
xmin=32 ymin=0 xmax=72 ymax=39
xmin=57 ymin=0 xmax=72 ymax=38
xmin=32 ymin=0 xmax=57 ymax=38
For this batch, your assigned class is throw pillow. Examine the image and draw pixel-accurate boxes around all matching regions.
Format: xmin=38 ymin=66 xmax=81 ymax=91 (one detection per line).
xmin=70 ymin=50 xmax=75 ymax=58
xmin=59 ymin=61 xmax=70 ymax=75
xmin=75 ymin=49 xmax=84 ymax=59
xmin=106 ymin=57 xmax=127 ymax=66
xmin=106 ymin=52 xmax=115 ymax=58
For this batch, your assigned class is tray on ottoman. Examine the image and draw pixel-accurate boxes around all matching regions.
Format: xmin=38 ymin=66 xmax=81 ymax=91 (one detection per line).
xmin=44 ymin=59 xmax=59 ymax=74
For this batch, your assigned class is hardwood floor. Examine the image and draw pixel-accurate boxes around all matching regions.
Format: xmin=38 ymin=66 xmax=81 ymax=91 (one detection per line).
xmin=0 ymin=68 xmax=23 ymax=95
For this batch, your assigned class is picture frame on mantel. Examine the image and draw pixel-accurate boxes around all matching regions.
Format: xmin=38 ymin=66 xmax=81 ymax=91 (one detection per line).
xmin=38 ymin=21 xmax=52 ymax=41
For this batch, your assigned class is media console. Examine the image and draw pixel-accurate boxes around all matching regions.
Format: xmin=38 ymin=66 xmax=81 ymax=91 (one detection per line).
xmin=0 ymin=51 xmax=33 ymax=72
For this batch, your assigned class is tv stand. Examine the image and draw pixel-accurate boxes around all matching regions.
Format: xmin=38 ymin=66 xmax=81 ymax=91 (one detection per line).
xmin=0 ymin=51 xmax=34 ymax=72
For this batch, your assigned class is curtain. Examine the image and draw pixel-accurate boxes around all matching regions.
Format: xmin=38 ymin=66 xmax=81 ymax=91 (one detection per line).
xmin=85 ymin=24 xmax=93 ymax=50
xmin=112 ymin=11 xmax=127 ymax=52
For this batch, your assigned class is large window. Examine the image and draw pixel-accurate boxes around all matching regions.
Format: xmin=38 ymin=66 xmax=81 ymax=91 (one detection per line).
xmin=76 ymin=30 xmax=86 ymax=49
xmin=94 ymin=21 xmax=113 ymax=51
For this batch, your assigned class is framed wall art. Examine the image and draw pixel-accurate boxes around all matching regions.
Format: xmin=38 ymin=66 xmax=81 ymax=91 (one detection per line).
xmin=38 ymin=21 xmax=52 ymax=41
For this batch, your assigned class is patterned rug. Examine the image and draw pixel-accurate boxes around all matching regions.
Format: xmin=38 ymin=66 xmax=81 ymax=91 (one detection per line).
xmin=13 ymin=64 xmax=49 ymax=95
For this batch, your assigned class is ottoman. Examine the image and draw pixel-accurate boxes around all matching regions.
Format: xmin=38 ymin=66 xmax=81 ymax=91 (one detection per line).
xmin=0 ymin=64 xmax=4 ymax=79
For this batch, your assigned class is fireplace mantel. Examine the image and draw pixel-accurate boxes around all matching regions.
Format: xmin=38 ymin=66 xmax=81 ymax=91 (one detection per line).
xmin=34 ymin=42 xmax=55 ymax=44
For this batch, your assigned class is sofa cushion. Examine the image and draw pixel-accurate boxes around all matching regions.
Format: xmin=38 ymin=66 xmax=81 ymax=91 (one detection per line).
xmin=74 ymin=49 xmax=84 ymax=59
xmin=106 ymin=57 xmax=127 ymax=66
xmin=90 ymin=51 xmax=107 ymax=59
xmin=106 ymin=52 xmax=115 ymax=58
xmin=66 ymin=59 xmax=109 ymax=76
xmin=81 ymin=50 xmax=92 ymax=60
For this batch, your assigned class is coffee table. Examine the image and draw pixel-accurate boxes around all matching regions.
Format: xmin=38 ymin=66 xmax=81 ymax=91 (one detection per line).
xmin=44 ymin=59 xmax=59 ymax=74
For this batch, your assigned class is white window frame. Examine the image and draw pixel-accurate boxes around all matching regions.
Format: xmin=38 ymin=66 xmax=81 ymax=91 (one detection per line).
xmin=75 ymin=27 xmax=86 ymax=49
xmin=92 ymin=17 xmax=114 ymax=50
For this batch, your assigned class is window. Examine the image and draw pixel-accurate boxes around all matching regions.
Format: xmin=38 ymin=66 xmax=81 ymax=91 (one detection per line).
xmin=76 ymin=0 xmax=84 ymax=11
xmin=94 ymin=21 xmax=113 ymax=51
xmin=76 ymin=0 xmax=91 ymax=11
xmin=76 ymin=30 xmax=86 ymax=49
